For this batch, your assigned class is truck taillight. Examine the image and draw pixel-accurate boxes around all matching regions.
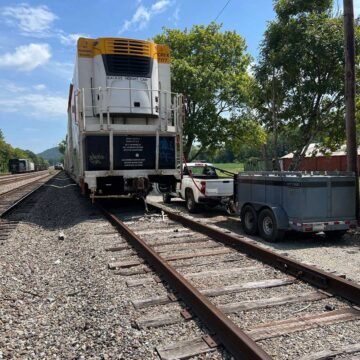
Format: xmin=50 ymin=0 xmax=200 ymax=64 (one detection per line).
xmin=200 ymin=181 xmax=206 ymax=194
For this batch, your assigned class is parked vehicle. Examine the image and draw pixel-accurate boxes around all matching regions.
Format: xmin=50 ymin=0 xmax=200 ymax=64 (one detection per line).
xmin=162 ymin=162 xmax=234 ymax=213
xmin=8 ymin=159 xmax=35 ymax=173
xmin=65 ymin=37 xmax=183 ymax=199
xmin=234 ymin=171 xmax=357 ymax=242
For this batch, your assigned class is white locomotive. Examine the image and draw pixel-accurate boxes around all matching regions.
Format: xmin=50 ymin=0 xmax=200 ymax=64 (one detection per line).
xmin=65 ymin=37 xmax=183 ymax=198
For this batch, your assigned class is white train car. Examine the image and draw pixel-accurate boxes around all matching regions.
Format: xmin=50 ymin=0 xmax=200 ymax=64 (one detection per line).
xmin=8 ymin=159 xmax=35 ymax=173
xmin=65 ymin=37 xmax=183 ymax=198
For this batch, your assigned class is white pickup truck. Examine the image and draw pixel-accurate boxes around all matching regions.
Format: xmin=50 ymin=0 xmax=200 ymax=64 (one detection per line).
xmin=162 ymin=162 xmax=234 ymax=213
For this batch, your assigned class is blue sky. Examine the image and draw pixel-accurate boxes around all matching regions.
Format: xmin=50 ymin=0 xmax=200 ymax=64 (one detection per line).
xmin=0 ymin=0 xmax=357 ymax=153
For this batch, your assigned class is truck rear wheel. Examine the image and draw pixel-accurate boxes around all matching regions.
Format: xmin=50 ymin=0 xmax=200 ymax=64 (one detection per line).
xmin=185 ymin=189 xmax=198 ymax=213
xmin=258 ymin=208 xmax=284 ymax=242
xmin=162 ymin=193 xmax=172 ymax=204
xmin=241 ymin=205 xmax=258 ymax=235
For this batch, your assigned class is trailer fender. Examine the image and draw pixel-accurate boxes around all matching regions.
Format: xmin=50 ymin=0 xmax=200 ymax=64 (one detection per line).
xmin=269 ymin=206 xmax=289 ymax=230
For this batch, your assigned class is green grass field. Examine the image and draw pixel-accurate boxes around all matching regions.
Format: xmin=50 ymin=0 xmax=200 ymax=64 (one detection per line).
xmin=213 ymin=163 xmax=244 ymax=175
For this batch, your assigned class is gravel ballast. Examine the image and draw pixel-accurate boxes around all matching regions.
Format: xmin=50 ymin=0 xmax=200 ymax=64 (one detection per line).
xmin=0 ymin=172 xmax=51 ymax=195
xmin=148 ymin=195 xmax=360 ymax=284
xmin=1 ymin=176 xmax=359 ymax=360
xmin=0 ymin=174 xmax=230 ymax=359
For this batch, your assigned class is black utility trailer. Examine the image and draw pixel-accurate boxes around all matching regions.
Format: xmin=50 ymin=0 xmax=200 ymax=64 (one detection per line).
xmin=234 ymin=171 xmax=357 ymax=242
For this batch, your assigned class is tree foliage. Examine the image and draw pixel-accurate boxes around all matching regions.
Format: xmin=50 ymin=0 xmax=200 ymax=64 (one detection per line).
xmin=254 ymin=0 xmax=360 ymax=169
xmin=58 ymin=139 xmax=66 ymax=155
xmin=154 ymin=23 xmax=264 ymax=160
xmin=0 ymin=129 xmax=48 ymax=171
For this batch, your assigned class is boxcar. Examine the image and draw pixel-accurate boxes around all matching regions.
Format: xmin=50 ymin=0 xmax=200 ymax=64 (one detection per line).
xmin=8 ymin=159 xmax=35 ymax=173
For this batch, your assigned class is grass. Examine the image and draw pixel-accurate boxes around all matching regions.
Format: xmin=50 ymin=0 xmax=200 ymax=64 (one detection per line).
xmin=213 ymin=162 xmax=244 ymax=175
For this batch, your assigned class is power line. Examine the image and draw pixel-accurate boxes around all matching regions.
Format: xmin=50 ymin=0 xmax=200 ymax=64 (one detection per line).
xmin=214 ymin=0 xmax=231 ymax=22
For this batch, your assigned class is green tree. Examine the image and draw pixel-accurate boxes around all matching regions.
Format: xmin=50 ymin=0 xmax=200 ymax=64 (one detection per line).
xmin=154 ymin=23 xmax=261 ymax=160
xmin=255 ymin=0 xmax=360 ymax=170
xmin=0 ymin=130 xmax=47 ymax=171
xmin=58 ymin=139 xmax=66 ymax=155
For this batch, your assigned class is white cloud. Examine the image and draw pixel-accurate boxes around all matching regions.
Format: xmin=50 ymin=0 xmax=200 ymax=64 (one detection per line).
xmin=119 ymin=0 xmax=172 ymax=34
xmin=2 ymin=81 xmax=26 ymax=93
xmin=58 ymin=32 xmax=88 ymax=45
xmin=33 ymin=84 xmax=46 ymax=91
xmin=1 ymin=4 xmax=90 ymax=46
xmin=1 ymin=3 xmax=57 ymax=37
xmin=151 ymin=0 xmax=171 ymax=13
xmin=0 ymin=43 xmax=51 ymax=71
xmin=0 ymin=93 xmax=67 ymax=118
xmin=1 ymin=81 xmax=46 ymax=93
xmin=169 ymin=6 xmax=180 ymax=24
xmin=45 ymin=61 xmax=73 ymax=81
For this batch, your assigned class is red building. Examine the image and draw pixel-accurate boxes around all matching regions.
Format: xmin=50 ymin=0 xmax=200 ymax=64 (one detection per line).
xmin=280 ymin=143 xmax=360 ymax=171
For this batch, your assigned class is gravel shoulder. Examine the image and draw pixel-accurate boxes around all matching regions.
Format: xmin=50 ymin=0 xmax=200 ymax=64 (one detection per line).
xmin=148 ymin=195 xmax=360 ymax=284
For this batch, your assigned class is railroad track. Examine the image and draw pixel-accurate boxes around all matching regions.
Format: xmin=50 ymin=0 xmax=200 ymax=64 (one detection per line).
xmin=97 ymin=200 xmax=360 ymax=360
xmin=0 ymin=172 xmax=55 ymax=217
xmin=0 ymin=172 xmax=58 ymax=245
xmin=0 ymin=170 xmax=49 ymax=186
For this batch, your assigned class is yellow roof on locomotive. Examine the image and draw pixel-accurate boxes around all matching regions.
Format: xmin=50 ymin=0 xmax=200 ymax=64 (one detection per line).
xmin=77 ymin=37 xmax=170 ymax=63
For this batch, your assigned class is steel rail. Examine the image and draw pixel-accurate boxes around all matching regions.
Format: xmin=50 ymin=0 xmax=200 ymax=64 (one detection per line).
xmin=0 ymin=173 xmax=55 ymax=217
xmin=0 ymin=171 xmax=48 ymax=186
xmin=147 ymin=201 xmax=360 ymax=307
xmin=0 ymin=173 xmax=51 ymax=199
xmin=97 ymin=203 xmax=271 ymax=360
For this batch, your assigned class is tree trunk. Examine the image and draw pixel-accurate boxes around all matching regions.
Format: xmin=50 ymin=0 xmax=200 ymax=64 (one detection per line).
xmin=272 ymin=131 xmax=281 ymax=170
xmin=189 ymin=147 xmax=204 ymax=162
xmin=262 ymin=144 xmax=272 ymax=171
xmin=288 ymin=136 xmax=313 ymax=171
xmin=271 ymin=69 xmax=281 ymax=171
xmin=183 ymin=135 xmax=194 ymax=161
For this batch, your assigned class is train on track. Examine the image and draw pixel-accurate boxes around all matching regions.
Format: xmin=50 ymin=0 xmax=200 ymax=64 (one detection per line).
xmin=65 ymin=37 xmax=184 ymax=199
xmin=8 ymin=159 xmax=48 ymax=174
xmin=8 ymin=159 xmax=34 ymax=173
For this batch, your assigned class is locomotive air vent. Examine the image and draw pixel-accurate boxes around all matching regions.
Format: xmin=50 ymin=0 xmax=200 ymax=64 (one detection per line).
xmin=105 ymin=39 xmax=151 ymax=57
xmin=102 ymin=55 xmax=152 ymax=77
xmin=102 ymin=39 xmax=152 ymax=77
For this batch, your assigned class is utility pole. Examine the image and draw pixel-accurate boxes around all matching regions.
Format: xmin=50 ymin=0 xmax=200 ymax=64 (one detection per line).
xmin=343 ymin=0 xmax=359 ymax=220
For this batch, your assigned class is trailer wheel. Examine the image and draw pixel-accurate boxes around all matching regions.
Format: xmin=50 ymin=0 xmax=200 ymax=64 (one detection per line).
xmin=258 ymin=208 xmax=284 ymax=242
xmin=162 ymin=193 xmax=172 ymax=204
xmin=185 ymin=189 xmax=198 ymax=213
xmin=241 ymin=205 xmax=258 ymax=235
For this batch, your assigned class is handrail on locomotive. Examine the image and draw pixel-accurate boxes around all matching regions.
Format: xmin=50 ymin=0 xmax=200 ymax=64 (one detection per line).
xmin=74 ymin=86 xmax=184 ymax=133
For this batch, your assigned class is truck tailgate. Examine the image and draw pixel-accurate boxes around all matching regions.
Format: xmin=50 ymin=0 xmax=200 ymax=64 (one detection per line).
xmin=205 ymin=178 xmax=233 ymax=197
